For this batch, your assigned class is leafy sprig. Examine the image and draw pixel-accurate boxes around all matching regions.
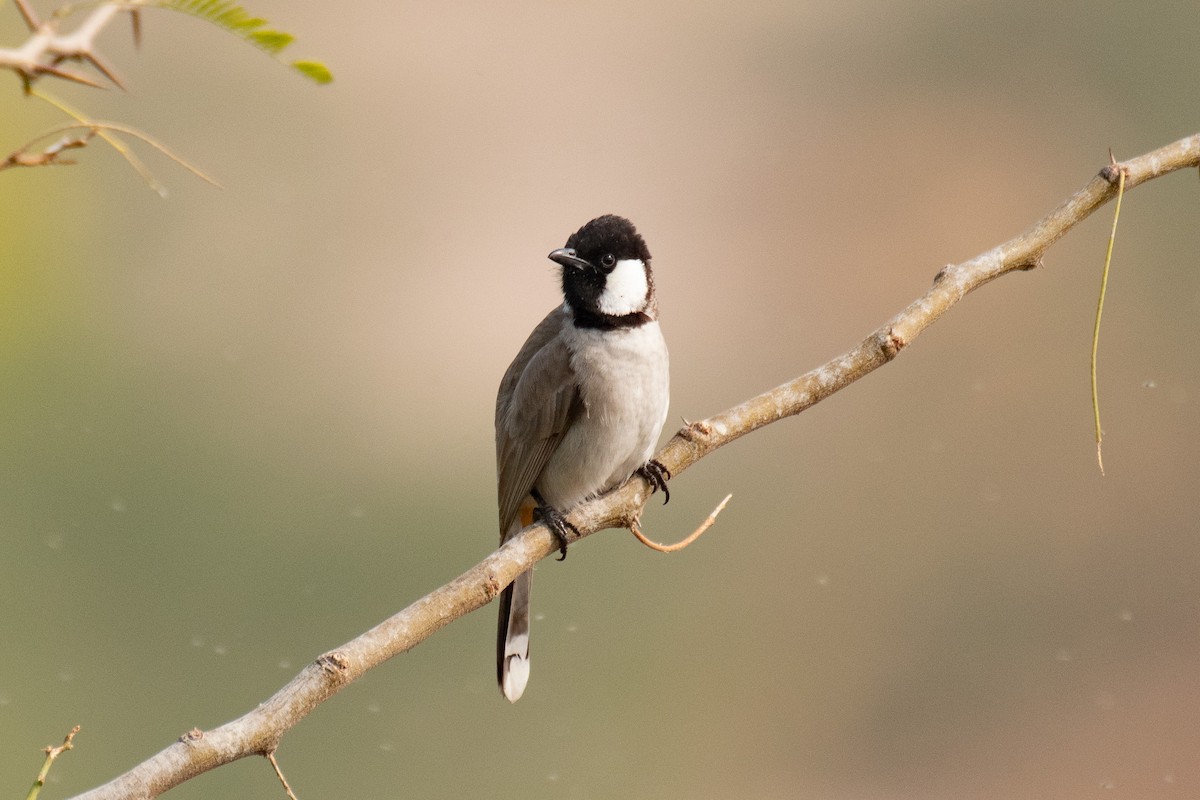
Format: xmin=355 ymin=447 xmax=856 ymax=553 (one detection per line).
xmin=148 ymin=0 xmax=333 ymax=83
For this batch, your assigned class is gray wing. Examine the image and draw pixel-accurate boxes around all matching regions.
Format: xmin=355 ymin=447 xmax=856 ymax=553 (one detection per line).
xmin=495 ymin=306 xmax=581 ymax=537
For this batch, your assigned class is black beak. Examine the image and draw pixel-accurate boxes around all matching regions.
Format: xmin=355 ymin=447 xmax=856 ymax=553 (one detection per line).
xmin=548 ymin=247 xmax=592 ymax=270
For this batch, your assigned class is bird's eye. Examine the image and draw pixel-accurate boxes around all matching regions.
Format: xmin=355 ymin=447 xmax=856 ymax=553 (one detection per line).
xmin=600 ymin=254 xmax=616 ymax=269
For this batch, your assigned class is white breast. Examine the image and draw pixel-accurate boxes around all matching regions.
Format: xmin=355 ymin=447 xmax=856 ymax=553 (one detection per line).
xmin=536 ymin=321 xmax=670 ymax=510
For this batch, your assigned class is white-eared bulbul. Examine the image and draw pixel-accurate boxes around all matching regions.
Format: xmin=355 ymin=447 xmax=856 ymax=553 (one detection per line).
xmin=494 ymin=214 xmax=671 ymax=702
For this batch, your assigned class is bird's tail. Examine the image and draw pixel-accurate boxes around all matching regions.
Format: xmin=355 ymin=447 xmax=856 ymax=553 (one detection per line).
xmin=497 ymin=568 xmax=532 ymax=702
xmin=497 ymin=505 xmax=535 ymax=702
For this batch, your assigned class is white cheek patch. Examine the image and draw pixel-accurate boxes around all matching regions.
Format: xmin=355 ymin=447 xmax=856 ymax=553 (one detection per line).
xmin=597 ymin=258 xmax=649 ymax=316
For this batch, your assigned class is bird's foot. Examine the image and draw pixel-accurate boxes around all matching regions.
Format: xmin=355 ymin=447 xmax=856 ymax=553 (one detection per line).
xmin=637 ymin=459 xmax=671 ymax=505
xmin=531 ymin=490 xmax=580 ymax=561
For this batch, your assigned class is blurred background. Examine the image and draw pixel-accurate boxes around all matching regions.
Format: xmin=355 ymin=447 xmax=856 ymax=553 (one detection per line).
xmin=2 ymin=1 xmax=1199 ymax=798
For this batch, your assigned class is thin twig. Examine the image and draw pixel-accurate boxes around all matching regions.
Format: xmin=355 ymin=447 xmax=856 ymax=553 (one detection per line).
xmin=22 ymin=89 xmax=221 ymax=190
xmin=631 ymin=494 xmax=731 ymax=553
xmin=27 ymin=726 xmax=81 ymax=800
xmin=266 ymin=752 xmax=299 ymax=800
xmin=1091 ymin=156 xmax=1126 ymax=476
xmin=30 ymin=88 xmax=165 ymax=192
xmin=2 ymin=116 xmax=222 ymax=185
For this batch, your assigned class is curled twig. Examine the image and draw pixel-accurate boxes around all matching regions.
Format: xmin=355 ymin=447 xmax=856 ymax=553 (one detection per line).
xmin=631 ymin=494 xmax=732 ymax=553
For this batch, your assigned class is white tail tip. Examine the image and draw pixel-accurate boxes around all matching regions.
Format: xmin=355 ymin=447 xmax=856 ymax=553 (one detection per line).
xmin=501 ymin=653 xmax=530 ymax=703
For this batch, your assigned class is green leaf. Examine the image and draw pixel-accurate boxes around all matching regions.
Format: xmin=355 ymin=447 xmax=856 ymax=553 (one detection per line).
xmin=249 ymin=30 xmax=294 ymax=54
xmin=291 ymin=60 xmax=333 ymax=85
xmin=153 ymin=1 xmax=333 ymax=82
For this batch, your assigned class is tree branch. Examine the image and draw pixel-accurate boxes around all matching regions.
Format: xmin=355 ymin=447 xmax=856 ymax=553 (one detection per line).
xmin=0 ymin=4 xmax=129 ymax=90
xmin=64 ymin=133 xmax=1200 ymax=800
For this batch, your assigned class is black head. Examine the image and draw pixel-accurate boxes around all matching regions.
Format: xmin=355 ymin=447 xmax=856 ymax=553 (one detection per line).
xmin=548 ymin=215 xmax=656 ymax=329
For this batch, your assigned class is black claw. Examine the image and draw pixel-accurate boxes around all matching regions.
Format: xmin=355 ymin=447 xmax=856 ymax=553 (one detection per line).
xmin=531 ymin=490 xmax=579 ymax=561
xmin=637 ymin=459 xmax=671 ymax=505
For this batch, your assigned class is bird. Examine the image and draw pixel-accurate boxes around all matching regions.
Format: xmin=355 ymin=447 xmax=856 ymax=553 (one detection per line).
xmin=494 ymin=214 xmax=671 ymax=703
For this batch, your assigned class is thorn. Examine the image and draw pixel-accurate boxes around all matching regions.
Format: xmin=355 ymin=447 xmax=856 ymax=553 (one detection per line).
xmin=14 ymin=0 xmax=41 ymax=31
xmin=1108 ymin=147 xmax=1117 ymax=167
xmin=34 ymin=64 xmax=108 ymax=90
xmin=130 ymin=10 xmax=143 ymax=49
xmin=84 ymin=50 xmax=127 ymax=90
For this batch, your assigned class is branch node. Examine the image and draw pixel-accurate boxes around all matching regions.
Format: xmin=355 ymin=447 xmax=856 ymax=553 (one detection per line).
xmin=932 ymin=263 xmax=954 ymax=285
xmin=44 ymin=725 xmax=81 ymax=758
xmin=679 ymin=419 xmax=712 ymax=442
xmin=482 ymin=569 xmax=502 ymax=600
xmin=1100 ymin=163 xmax=1128 ymax=184
xmin=180 ymin=728 xmax=204 ymax=744
xmin=316 ymin=651 xmax=350 ymax=674
xmin=880 ymin=328 xmax=907 ymax=359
